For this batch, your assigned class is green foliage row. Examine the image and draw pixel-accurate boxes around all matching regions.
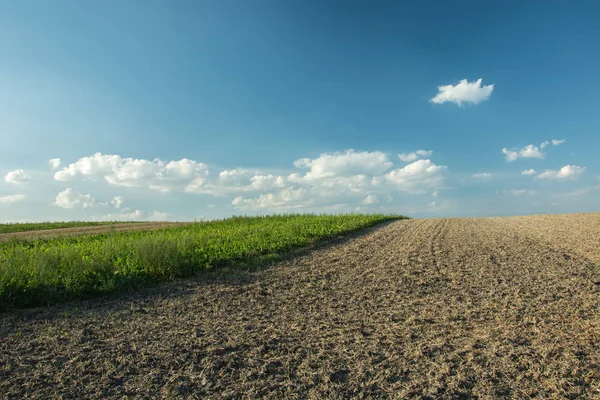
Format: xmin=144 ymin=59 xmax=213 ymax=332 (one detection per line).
xmin=0 ymin=214 xmax=405 ymax=310
xmin=0 ymin=221 xmax=125 ymax=234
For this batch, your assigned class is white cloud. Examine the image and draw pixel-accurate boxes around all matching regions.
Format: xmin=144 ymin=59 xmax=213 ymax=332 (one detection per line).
xmin=473 ymin=173 xmax=492 ymax=180
xmin=305 ymin=174 xmax=371 ymax=193
xmin=521 ymin=169 xmax=537 ymax=176
xmin=54 ymin=153 xmax=209 ymax=192
xmin=49 ymin=158 xmax=61 ymax=169
xmin=507 ymin=139 xmax=565 ymax=161
xmin=430 ymin=78 xmax=494 ymax=106
xmin=184 ymin=177 xmax=208 ymax=194
xmin=111 ymin=196 xmax=124 ymax=209
xmin=292 ymin=150 xmax=392 ymax=181
xmin=383 ymin=159 xmax=447 ymax=194
xmin=251 ymin=174 xmax=286 ymax=190
xmin=362 ymin=194 xmax=378 ymax=205
xmin=537 ymin=165 xmax=586 ymax=180
xmin=218 ymin=168 xmax=256 ymax=184
xmin=398 ymin=150 xmax=433 ymax=162
xmin=502 ymin=189 xmax=536 ymax=196
xmin=232 ymin=187 xmax=309 ymax=211
xmin=519 ymin=144 xmax=544 ymax=159
xmin=501 ymin=148 xmax=518 ymax=162
xmin=147 ymin=210 xmax=169 ymax=221
xmin=502 ymin=144 xmax=545 ymax=162
xmin=55 ymin=188 xmax=96 ymax=208
xmin=0 ymin=194 xmax=26 ymax=204
xmin=4 ymin=169 xmax=31 ymax=184
xmin=231 ymin=173 xmax=401 ymax=212
xmin=185 ymin=168 xmax=286 ymax=196
xmin=100 ymin=209 xmax=144 ymax=221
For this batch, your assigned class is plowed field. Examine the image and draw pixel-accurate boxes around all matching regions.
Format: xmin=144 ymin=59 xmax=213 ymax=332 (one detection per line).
xmin=2 ymin=214 xmax=600 ymax=398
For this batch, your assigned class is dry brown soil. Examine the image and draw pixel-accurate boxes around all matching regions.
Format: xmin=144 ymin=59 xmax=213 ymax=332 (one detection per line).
xmin=1 ymin=214 xmax=600 ymax=399
xmin=0 ymin=222 xmax=189 ymax=242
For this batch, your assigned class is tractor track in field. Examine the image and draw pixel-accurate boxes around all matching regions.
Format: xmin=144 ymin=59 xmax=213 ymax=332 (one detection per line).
xmin=1 ymin=214 xmax=600 ymax=398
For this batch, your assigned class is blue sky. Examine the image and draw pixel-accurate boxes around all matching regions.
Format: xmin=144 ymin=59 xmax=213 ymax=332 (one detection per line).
xmin=1 ymin=0 xmax=599 ymax=222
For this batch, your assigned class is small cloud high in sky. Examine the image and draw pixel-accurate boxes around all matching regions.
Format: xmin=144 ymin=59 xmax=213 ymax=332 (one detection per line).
xmin=521 ymin=169 xmax=537 ymax=176
xmin=502 ymin=144 xmax=544 ymax=162
xmin=4 ymin=170 xmax=31 ymax=184
xmin=430 ymin=79 xmax=494 ymax=106
xmin=48 ymin=158 xmax=61 ymax=169
xmin=0 ymin=1 xmax=599 ymax=221
xmin=398 ymin=150 xmax=433 ymax=162
xmin=503 ymin=140 xmax=568 ymax=162
xmin=540 ymin=139 xmax=566 ymax=149
xmin=536 ymin=165 xmax=586 ymax=181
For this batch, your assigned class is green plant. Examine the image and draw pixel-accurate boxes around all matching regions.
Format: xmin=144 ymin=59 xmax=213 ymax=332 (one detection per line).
xmin=0 ymin=214 xmax=406 ymax=309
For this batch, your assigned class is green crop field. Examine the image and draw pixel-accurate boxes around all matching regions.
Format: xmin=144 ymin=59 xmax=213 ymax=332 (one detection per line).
xmin=0 ymin=214 xmax=405 ymax=310
xmin=0 ymin=221 xmax=124 ymax=234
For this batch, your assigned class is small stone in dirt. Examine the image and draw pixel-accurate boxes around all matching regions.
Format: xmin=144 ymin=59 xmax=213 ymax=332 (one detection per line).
xmin=330 ymin=369 xmax=349 ymax=383
xmin=175 ymin=385 xmax=191 ymax=394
